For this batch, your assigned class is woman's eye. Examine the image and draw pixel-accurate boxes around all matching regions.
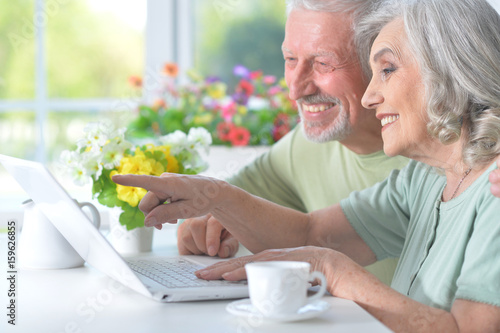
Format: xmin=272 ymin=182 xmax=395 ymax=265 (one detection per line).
xmin=381 ymin=67 xmax=396 ymax=79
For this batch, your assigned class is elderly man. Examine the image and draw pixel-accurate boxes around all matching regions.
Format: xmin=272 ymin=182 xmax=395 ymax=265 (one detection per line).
xmin=176 ymin=0 xmax=408 ymax=285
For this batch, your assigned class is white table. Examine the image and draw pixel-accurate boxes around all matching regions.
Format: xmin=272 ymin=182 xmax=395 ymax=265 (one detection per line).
xmin=0 ymin=225 xmax=392 ymax=333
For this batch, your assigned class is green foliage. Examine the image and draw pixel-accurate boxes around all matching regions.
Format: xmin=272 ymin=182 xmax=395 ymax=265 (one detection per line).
xmin=92 ymin=170 xmax=145 ymax=230
xmin=0 ymin=1 xmax=143 ymax=99
xmin=119 ymin=203 xmax=145 ymax=231
xmin=194 ymin=0 xmax=286 ymax=84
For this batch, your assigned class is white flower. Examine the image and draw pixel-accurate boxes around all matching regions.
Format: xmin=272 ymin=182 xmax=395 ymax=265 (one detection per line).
xmin=159 ymin=130 xmax=188 ymax=155
xmin=60 ymin=150 xmax=80 ymax=169
xmin=81 ymin=151 xmax=103 ymax=179
xmin=101 ymin=142 xmax=125 ymax=169
xmin=187 ymin=127 xmax=212 ymax=153
xmin=182 ymin=150 xmax=208 ymax=173
xmin=65 ymin=160 xmax=91 ymax=186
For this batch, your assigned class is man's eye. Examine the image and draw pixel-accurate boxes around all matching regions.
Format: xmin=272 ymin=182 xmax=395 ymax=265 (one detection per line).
xmin=315 ymin=62 xmax=335 ymax=72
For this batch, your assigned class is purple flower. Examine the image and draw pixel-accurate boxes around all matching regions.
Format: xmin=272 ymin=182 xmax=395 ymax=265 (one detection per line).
xmin=232 ymin=91 xmax=249 ymax=106
xmin=205 ymin=76 xmax=221 ymax=83
xmin=233 ymin=65 xmax=250 ymax=79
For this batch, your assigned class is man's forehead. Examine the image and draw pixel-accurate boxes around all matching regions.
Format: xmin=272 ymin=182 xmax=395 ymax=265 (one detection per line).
xmin=281 ymin=42 xmax=349 ymax=62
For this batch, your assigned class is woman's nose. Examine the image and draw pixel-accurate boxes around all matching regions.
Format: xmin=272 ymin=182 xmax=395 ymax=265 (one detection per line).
xmin=361 ymin=80 xmax=383 ymax=110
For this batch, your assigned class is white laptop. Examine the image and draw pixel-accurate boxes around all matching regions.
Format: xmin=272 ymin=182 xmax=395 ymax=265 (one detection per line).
xmin=0 ymin=154 xmax=248 ymax=302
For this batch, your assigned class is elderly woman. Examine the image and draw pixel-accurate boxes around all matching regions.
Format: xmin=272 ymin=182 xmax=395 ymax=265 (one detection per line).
xmin=113 ymin=0 xmax=500 ymax=330
xmin=490 ymin=158 xmax=500 ymax=196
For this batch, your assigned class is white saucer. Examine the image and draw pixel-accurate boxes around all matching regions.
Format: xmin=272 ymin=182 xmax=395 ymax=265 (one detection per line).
xmin=226 ymin=298 xmax=330 ymax=322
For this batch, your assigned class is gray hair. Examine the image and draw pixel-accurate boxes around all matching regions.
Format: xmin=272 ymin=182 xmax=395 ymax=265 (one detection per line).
xmin=356 ymin=0 xmax=500 ymax=167
xmin=285 ymin=0 xmax=382 ymax=79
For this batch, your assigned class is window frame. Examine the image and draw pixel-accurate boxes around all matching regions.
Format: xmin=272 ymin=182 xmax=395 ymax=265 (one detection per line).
xmin=0 ymin=0 xmax=193 ymax=162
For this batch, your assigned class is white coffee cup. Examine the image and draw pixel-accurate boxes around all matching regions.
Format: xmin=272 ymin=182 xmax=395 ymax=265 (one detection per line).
xmin=19 ymin=199 xmax=100 ymax=269
xmin=245 ymin=261 xmax=327 ymax=317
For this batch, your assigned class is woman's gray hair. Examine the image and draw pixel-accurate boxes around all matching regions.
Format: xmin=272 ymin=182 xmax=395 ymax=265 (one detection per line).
xmin=356 ymin=0 xmax=500 ymax=167
xmin=285 ymin=0 xmax=382 ymax=79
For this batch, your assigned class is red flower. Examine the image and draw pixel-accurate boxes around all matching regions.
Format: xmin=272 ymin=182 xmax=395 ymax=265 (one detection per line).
xmin=272 ymin=125 xmax=290 ymax=142
xmin=274 ymin=113 xmax=290 ymax=127
xmin=163 ymin=63 xmax=179 ymax=77
xmin=128 ymin=76 xmax=142 ymax=88
xmin=237 ymin=79 xmax=254 ymax=96
xmin=217 ymin=122 xmax=235 ymax=141
xmin=228 ymin=126 xmax=251 ymax=146
xmin=272 ymin=113 xmax=291 ymax=142
xmin=250 ymin=70 xmax=263 ymax=80
xmin=152 ymin=99 xmax=166 ymax=111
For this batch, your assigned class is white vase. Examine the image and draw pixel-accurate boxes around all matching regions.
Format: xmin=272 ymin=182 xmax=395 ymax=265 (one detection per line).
xmin=108 ymin=208 xmax=154 ymax=255
xmin=202 ymin=145 xmax=271 ymax=179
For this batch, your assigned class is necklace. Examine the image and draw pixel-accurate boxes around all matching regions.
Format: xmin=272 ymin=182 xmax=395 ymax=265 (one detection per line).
xmin=449 ymin=167 xmax=473 ymax=200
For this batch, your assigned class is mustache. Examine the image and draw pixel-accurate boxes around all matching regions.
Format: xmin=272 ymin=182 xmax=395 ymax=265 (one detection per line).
xmin=298 ymin=94 xmax=340 ymax=105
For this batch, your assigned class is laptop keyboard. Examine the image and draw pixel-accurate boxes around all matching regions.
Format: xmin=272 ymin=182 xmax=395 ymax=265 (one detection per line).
xmin=126 ymin=257 xmax=246 ymax=288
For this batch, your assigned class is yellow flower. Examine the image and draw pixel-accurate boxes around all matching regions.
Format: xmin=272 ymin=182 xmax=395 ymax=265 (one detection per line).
xmin=150 ymin=158 xmax=165 ymax=176
xmin=279 ymin=77 xmax=288 ymax=88
xmin=115 ymin=184 xmax=147 ymax=207
xmin=166 ymin=155 xmax=179 ymax=173
xmin=193 ymin=113 xmax=214 ymax=125
xmin=237 ymin=105 xmax=247 ymax=116
xmin=206 ymin=82 xmax=227 ymax=99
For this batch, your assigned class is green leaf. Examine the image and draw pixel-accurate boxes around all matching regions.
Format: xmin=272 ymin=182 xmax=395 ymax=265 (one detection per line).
xmin=119 ymin=203 xmax=145 ymax=230
xmin=93 ymin=170 xmax=120 ymax=208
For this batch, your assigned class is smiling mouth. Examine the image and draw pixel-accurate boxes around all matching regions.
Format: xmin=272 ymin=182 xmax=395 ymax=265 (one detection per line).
xmin=381 ymin=115 xmax=399 ymax=127
xmin=301 ymin=103 xmax=336 ymax=113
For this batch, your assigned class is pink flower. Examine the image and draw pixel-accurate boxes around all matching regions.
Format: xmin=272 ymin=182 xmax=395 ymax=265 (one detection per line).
xmin=263 ymin=75 xmax=277 ymax=85
xmin=267 ymin=86 xmax=282 ymax=96
xmin=221 ymin=101 xmax=237 ymax=121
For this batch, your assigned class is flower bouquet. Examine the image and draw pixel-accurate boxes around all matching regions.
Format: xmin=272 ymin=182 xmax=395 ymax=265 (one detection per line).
xmin=60 ymin=121 xmax=211 ymax=230
xmin=127 ymin=63 xmax=299 ymax=146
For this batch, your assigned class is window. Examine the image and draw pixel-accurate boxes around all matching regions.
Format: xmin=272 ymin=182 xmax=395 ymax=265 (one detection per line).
xmin=0 ymin=0 xmax=287 ymax=213
xmin=192 ymin=0 xmax=286 ymax=85
xmin=0 ymin=0 xmax=146 ymax=211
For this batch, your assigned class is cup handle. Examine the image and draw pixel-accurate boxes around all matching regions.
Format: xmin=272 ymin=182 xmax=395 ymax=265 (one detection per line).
xmin=307 ymin=271 xmax=327 ymax=303
xmin=79 ymin=202 xmax=101 ymax=229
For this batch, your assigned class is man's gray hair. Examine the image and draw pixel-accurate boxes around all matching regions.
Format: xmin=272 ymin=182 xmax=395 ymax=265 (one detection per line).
xmin=357 ymin=0 xmax=500 ymax=167
xmin=285 ymin=0 xmax=382 ymax=79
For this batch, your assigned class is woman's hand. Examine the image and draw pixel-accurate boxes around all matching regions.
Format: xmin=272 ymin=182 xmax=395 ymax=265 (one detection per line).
xmin=195 ymin=246 xmax=356 ymax=297
xmin=112 ymin=173 xmax=228 ymax=228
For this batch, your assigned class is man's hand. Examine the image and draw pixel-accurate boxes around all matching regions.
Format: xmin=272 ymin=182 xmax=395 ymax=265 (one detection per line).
xmin=490 ymin=157 xmax=500 ymax=198
xmin=177 ymin=214 xmax=239 ymax=258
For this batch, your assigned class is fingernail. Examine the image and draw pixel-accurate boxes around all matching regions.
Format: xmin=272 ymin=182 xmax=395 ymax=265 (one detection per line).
xmin=208 ymin=246 xmax=216 ymax=256
xmin=220 ymin=246 xmax=229 ymax=258
xmin=145 ymin=216 xmax=157 ymax=226
xmin=197 ymin=270 xmax=209 ymax=278
xmin=222 ymin=272 xmax=231 ymax=280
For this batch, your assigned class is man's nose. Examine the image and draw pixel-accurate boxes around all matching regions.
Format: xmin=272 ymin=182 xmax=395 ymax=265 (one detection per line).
xmin=287 ymin=62 xmax=318 ymax=101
